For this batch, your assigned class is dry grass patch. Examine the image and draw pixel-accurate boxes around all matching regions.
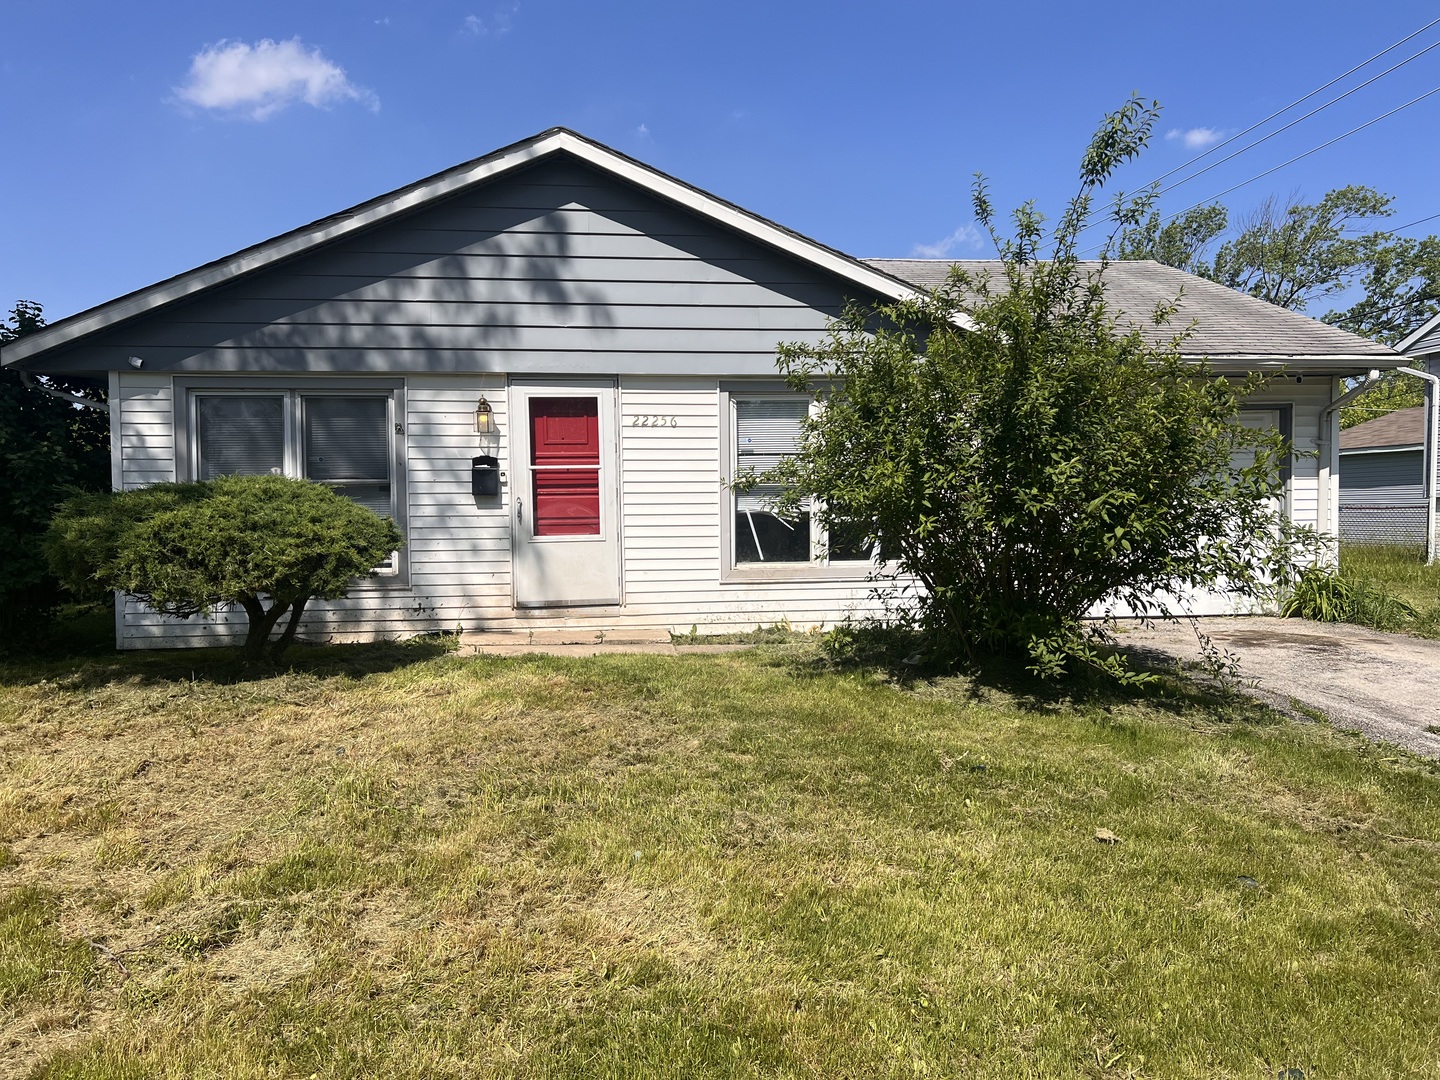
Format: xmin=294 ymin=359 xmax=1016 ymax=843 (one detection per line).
xmin=1 ymin=642 xmax=1439 ymax=1077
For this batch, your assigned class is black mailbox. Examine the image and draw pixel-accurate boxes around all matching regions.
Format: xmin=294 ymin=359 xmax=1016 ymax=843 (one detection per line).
xmin=471 ymin=454 xmax=501 ymax=499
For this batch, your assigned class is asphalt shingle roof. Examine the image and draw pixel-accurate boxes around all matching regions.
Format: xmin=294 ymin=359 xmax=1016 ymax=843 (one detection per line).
xmin=867 ymin=259 xmax=1398 ymax=363
xmin=1340 ymin=405 xmax=1425 ymax=451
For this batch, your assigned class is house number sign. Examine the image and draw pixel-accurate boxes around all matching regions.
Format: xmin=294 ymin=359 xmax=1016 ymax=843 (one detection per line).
xmin=630 ymin=414 xmax=679 ymax=427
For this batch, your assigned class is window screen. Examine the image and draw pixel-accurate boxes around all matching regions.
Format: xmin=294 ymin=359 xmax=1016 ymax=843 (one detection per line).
xmin=196 ymin=396 xmax=284 ymax=480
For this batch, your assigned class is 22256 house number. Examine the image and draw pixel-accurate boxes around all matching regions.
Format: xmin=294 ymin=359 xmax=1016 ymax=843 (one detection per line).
xmin=631 ymin=414 xmax=679 ymax=427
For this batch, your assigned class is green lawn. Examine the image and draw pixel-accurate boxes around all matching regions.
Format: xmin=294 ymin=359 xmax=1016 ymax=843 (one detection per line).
xmin=2 ymin=642 xmax=1439 ymax=1077
xmin=1340 ymin=543 xmax=1440 ymax=637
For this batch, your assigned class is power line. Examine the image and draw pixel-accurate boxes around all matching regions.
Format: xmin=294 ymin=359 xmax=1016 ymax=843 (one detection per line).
xmin=1145 ymin=16 xmax=1440 ymax=190
xmin=1152 ymin=37 xmax=1440 ymax=199
xmin=1163 ymin=85 xmax=1440 ymax=223
xmin=1394 ymin=211 xmax=1440 ymax=233
xmin=1077 ymin=17 xmax=1440 ymax=256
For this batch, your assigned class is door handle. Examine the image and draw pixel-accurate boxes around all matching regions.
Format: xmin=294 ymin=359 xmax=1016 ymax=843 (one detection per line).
xmin=516 ymin=495 xmax=524 ymax=524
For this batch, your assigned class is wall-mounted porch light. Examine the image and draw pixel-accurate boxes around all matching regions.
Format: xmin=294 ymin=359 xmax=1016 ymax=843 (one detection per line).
xmin=474 ymin=395 xmax=494 ymax=434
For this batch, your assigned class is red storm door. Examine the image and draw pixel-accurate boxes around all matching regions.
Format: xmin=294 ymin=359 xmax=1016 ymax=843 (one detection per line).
xmin=530 ymin=396 xmax=601 ymax=536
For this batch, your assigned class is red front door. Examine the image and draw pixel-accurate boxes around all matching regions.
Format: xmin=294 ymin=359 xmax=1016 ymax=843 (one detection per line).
xmin=530 ymin=397 xmax=601 ymax=536
xmin=511 ymin=383 xmax=620 ymax=608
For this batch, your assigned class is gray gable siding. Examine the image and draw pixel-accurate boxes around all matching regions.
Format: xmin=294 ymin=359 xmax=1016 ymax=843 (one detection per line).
xmin=1405 ymin=323 xmax=1440 ymax=359
xmin=31 ymin=158 xmax=868 ymax=376
xmin=1338 ymin=449 xmax=1426 ymax=504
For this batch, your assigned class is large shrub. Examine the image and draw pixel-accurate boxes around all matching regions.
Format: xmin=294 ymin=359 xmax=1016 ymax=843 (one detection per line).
xmin=761 ymin=99 xmax=1319 ymax=680
xmin=47 ymin=475 xmax=404 ymax=661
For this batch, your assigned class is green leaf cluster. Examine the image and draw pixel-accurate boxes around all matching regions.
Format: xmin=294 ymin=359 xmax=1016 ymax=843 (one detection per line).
xmin=0 ymin=301 xmax=110 ymax=646
xmin=46 ymin=474 xmax=404 ymax=662
xmin=764 ymin=98 xmax=1319 ymax=680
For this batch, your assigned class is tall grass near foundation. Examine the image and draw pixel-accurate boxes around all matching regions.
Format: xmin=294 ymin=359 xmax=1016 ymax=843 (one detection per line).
xmin=1340 ymin=543 xmax=1440 ymax=637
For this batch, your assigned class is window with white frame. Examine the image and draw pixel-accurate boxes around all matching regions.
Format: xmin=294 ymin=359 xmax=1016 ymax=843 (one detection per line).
xmin=728 ymin=393 xmax=875 ymax=569
xmin=191 ymin=389 xmax=401 ymax=572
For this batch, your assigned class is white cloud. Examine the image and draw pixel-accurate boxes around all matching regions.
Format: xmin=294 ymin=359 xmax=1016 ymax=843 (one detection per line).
xmin=1166 ymin=126 xmax=1224 ymax=150
xmin=910 ymin=223 xmax=984 ymax=259
xmin=174 ymin=38 xmax=377 ymax=120
xmin=636 ymin=123 xmax=650 ymax=138
xmin=463 ymin=5 xmax=518 ymax=36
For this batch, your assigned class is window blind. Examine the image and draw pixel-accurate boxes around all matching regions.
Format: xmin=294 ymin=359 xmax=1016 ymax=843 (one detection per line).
xmin=196 ymin=396 xmax=284 ymax=479
xmin=734 ymin=398 xmax=808 ymax=513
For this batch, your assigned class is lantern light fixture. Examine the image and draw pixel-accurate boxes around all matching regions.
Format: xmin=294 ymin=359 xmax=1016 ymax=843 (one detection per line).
xmin=474 ymin=395 xmax=494 ymax=434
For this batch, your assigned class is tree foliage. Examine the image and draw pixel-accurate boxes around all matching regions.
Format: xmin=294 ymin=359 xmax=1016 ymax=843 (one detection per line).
xmin=761 ymin=99 xmax=1314 ymax=680
xmin=1208 ymin=187 xmax=1396 ymax=312
xmin=46 ymin=475 xmax=404 ymax=662
xmin=1116 ymin=204 xmax=1229 ymax=277
xmin=0 ymin=301 xmax=110 ymax=645
xmin=1121 ymin=188 xmax=1440 ymax=428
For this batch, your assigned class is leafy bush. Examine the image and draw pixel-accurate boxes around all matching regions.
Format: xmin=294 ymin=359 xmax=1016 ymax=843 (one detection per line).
xmin=762 ymin=99 xmax=1319 ymax=681
xmin=1282 ymin=566 xmax=1417 ymax=631
xmin=47 ymin=475 xmax=404 ymax=661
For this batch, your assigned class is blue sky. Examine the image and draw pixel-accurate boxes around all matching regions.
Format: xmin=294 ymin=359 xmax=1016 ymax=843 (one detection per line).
xmin=6 ymin=1 xmax=1440 ymax=323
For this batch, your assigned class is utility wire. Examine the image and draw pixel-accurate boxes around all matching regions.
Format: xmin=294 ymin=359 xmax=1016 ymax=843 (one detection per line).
xmin=1152 ymin=37 xmax=1440 ymax=199
xmin=1393 ymin=211 xmax=1440 ymax=233
xmin=1076 ymin=17 xmax=1440 ymax=256
xmin=1086 ymin=85 xmax=1440 ymax=257
xmin=1164 ymin=85 xmax=1440 ymax=223
xmin=1146 ymin=16 xmax=1440 ymax=190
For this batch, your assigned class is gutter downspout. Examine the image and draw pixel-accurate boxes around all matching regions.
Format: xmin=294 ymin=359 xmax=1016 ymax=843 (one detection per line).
xmin=1395 ymin=366 xmax=1440 ymax=565
xmin=18 ymin=369 xmax=107 ymax=411
xmin=1319 ymin=370 xmax=1382 ymax=564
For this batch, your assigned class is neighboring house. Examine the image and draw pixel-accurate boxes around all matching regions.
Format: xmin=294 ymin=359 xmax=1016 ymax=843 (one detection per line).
xmin=1339 ymin=406 xmax=1428 ymax=544
xmin=0 ymin=129 xmax=1406 ymax=649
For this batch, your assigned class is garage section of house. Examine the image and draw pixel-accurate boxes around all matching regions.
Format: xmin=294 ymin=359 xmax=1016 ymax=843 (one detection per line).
xmin=0 ymin=129 xmax=1404 ymax=650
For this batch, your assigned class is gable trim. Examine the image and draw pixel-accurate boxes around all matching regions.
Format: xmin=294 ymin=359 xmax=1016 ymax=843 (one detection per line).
xmin=1 ymin=129 xmax=938 ymax=367
xmin=1397 ymin=310 xmax=1440 ymax=355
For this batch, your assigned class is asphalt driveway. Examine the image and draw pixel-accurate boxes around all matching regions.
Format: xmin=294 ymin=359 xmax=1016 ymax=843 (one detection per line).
xmin=1117 ymin=617 xmax=1440 ymax=757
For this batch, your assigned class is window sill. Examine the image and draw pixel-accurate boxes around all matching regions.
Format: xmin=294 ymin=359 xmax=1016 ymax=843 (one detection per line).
xmin=721 ymin=562 xmax=881 ymax=584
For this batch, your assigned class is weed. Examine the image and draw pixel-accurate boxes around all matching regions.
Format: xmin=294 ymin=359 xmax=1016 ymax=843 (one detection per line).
xmin=1282 ymin=564 xmax=1417 ymax=629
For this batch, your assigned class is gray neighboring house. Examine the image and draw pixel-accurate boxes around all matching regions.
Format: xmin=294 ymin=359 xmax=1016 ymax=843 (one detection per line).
xmin=1339 ymin=406 xmax=1427 ymax=544
xmin=0 ymin=129 xmax=1409 ymax=650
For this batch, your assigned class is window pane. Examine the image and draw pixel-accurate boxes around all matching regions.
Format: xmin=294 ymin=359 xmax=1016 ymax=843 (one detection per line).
xmin=828 ymin=518 xmax=877 ymax=563
xmin=305 ymin=397 xmax=390 ymax=481
xmin=331 ymin=483 xmax=392 ymax=519
xmin=734 ymin=398 xmax=812 ymax=563
xmin=196 ymin=396 xmax=284 ymax=479
xmin=735 ymin=508 xmax=812 ymax=563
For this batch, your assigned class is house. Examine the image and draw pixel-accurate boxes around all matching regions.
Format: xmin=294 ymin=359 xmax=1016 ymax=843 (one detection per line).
xmin=1339 ymin=405 xmax=1429 ymax=545
xmin=0 ymin=129 xmax=1406 ymax=649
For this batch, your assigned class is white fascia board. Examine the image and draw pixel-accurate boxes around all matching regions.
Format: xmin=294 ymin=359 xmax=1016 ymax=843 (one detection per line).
xmin=1185 ymin=354 xmax=1405 ymax=371
xmin=2 ymin=129 xmax=949 ymax=366
xmin=1338 ymin=443 xmax=1424 ymax=455
xmin=1396 ymin=311 xmax=1440 ymax=355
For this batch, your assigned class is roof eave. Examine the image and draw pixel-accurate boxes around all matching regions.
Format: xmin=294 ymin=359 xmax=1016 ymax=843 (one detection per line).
xmin=1180 ymin=354 xmax=1404 ymax=371
xmin=1339 ymin=443 xmax=1424 ymax=454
